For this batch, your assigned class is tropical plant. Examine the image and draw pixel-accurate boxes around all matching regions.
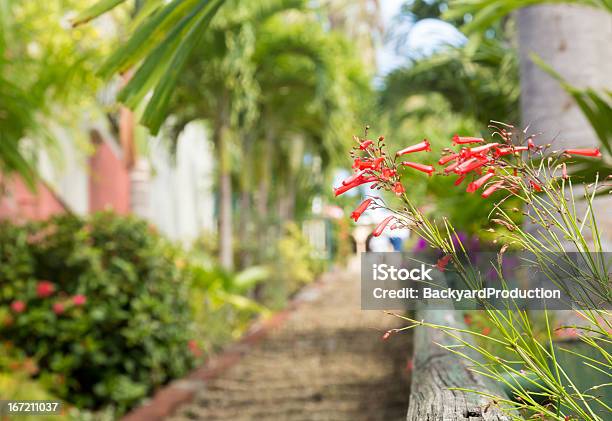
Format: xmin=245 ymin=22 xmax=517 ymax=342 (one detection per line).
xmin=73 ymin=0 xmax=227 ymax=134
xmin=0 ymin=0 xmax=104 ymax=183
xmin=163 ymin=3 xmax=371 ymax=270
xmin=336 ymin=123 xmax=610 ymax=419
xmin=0 ymin=213 xmax=195 ymax=413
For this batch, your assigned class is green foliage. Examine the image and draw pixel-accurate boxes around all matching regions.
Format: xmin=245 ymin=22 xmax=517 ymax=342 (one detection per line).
xmin=381 ymin=37 xmax=519 ymax=125
xmin=0 ymin=0 xmax=106 ymax=183
xmin=186 ymin=261 xmax=269 ymax=354
xmin=73 ymin=0 xmax=227 ymax=134
xmin=0 ymin=213 xmax=195 ymax=412
xmin=445 ymin=0 xmax=612 ymax=36
xmin=262 ymin=223 xmax=325 ymax=309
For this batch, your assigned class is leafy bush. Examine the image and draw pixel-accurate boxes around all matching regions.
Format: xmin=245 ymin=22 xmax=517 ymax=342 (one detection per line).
xmin=262 ymin=222 xmax=326 ymax=309
xmin=0 ymin=212 xmax=195 ymax=412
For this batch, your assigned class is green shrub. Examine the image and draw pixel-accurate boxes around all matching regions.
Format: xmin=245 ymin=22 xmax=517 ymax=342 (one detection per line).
xmin=0 ymin=212 xmax=195 ymax=412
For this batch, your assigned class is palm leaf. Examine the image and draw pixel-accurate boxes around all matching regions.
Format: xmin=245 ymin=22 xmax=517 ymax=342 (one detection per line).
xmin=445 ymin=0 xmax=611 ymax=35
xmin=71 ymin=0 xmax=128 ymax=26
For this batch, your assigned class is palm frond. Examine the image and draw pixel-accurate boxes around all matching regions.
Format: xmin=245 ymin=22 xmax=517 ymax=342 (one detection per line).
xmin=445 ymin=0 xmax=612 ymax=35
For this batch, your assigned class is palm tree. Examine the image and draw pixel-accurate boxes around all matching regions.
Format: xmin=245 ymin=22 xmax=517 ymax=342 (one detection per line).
xmin=164 ymin=2 xmax=370 ymax=270
xmin=381 ymin=38 xmax=520 ymax=125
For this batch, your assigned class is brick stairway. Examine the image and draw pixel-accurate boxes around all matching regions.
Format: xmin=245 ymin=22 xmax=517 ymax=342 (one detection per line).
xmin=169 ymin=263 xmax=412 ymax=420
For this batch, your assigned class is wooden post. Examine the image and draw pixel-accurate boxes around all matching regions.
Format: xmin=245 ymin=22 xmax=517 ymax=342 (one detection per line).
xmin=407 ymin=310 xmax=516 ymax=420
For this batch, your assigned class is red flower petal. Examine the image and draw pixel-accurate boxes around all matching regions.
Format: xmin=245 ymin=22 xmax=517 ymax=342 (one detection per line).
xmin=452 ymin=135 xmax=483 ymax=145
xmin=466 ymin=170 xmax=495 ymax=193
xmin=564 ymin=148 xmax=602 ymax=157
xmin=401 ymin=161 xmax=434 ymax=175
xmin=481 ymin=181 xmax=504 ymax=198
xmin=351 ymin=198 xmax=373 ymax=222
xmin=396 ymin=139 xmax=431 ymax=156
xmin=373 ymin=216 xmax=394 ymax=237
xmin=438 ymin=153 xmax=460 ymax=166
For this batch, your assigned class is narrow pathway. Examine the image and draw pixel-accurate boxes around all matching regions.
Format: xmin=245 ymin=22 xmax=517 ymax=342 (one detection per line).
xmin=170 ymin=261 xmax=412 ymax=421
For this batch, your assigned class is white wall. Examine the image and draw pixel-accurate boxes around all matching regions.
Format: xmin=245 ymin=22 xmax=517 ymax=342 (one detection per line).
xmin=146 ymin=121 xmax=216 ymax=243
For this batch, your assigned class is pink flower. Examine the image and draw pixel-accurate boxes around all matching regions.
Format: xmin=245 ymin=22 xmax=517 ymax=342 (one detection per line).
xmin=72 ymin=295 xmax=87 ymax=306
xmin=53 ymin=303 xmax=65 ymax=315
xmin=373 ymin=216 xmax=394 ymax=237
xmin=401 ymin=161 xmax=435 ymax=176
xmin=11 ymin=300 xmax=26 ymax=313
xmin=562 ymin=163 xmax=568 ymax=180
xmin=36 ymin=281 xmax=55 ymax=298
xmin=351 ymin=199 xmax=373 ymax=222
xmin=396 ymin=139 xmax=431 ymax=156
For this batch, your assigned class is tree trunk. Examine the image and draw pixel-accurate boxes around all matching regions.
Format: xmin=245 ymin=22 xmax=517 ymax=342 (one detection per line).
xmin=517 ymin=4 xmax=612 ymax=245
xmin=257 ymin=127 xmax=274 ymax=221
xmin=518 ymin=4 xmax=612 ymax=145
xmin=215 ymin=96 xmax=234 ymax=271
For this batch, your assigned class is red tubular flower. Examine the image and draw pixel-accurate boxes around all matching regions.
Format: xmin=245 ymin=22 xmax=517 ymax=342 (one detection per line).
xmin=527 ymin=138 xmax=536 ymax=149
xmin=342 ymin=170 xmax=367 ymax=185
xmin=481 ymin=181 xmax=504 ymax=198
xmin=373 ymin=157 xmax=385 ymax=171
xmin=396 ymin=139 xmax=431 ymax=156
xmin=401 ymin=161 xmax=434 ymax=176
xmin=564 ymin=148 xmax=602 ymax=157
xmin=454 ymin=175 xmax=466 ymax=186
xmin=351 ymin=198 xmax=373 ymax=222
xmin=438 ymin=153 xmax=459 ymax=165
xmin=352 ymin=158 xmax=369 ymax=170
xmin=334 ymin=176 xmax=377 ymax=196
xmin=392 ymin=181 xmax=405 ymax=196
xmin=466 ymin=170 xmax=495 ymax=193
xmin=494 ymin=147 xmax=514 ymax=157
xmin=359 ymin=139 xmax=373 ymax=150
xmin=530 ymin=180 xmax=542 ymax=192
xmin=373 ymin=216 xmax=394 ymax=237
xmin=456 ymin=157 xmax=489 ymax=174
xmin=513 ymin=146 xmax=528 ymax=152
xmin=36 ymin=281 xmax=55 ymax=298
xmin=444 ymin=160 xmax=461 ymax=173
xmin=436 ymin=254 xmax=452 ymax=271
xmin=381 ymin=168 xmax=397 ymax=180
xmin=452 ymin=135 xmax=483 ymax=145
xmin=468 ymin=143 xmax=499 ymax=155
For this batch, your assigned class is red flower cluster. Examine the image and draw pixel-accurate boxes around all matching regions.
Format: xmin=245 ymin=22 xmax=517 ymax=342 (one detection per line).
xmin=337 ymin=130 xmax=603 ymax=239
xmin=333 ymin=135 xmax=435 ymax=237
